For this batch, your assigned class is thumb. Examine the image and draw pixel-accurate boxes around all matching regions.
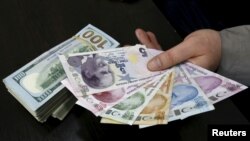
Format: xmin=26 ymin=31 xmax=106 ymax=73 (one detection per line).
xmin=147 ymin=41 xmax=198 ymax=71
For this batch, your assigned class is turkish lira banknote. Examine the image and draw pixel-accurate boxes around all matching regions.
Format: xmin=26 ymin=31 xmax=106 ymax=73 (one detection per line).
xmin=100 ymin=71 xmax=173 ymax=125
xmin=62 ymin=78 xmax=153 ymax=116
xmin=168 ymin=65 xmax=215 ymax=120
xmin=101 ymin=70 xmax=175 ymax=125
xmin=58 ymin=45 xmax=164 ymax=96
xmin=182 ymin=62 xmax=248 ymax=104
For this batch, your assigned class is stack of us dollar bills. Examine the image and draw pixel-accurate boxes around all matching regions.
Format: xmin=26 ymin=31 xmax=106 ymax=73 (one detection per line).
xmin=58 ymin=43 xmax=247 ymax=128
xmin=3 ymin=24 xmax=120 ymax=122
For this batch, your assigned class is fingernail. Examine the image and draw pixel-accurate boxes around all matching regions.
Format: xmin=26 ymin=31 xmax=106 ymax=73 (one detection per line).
xmin=148 ymin=57 xmax=161 ymax=70
xmin=135 ymin=29 xmax=141 ymax=37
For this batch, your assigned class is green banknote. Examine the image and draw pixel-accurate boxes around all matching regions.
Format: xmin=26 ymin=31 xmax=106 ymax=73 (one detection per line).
xmin=3 ymin=24 xmax=119 ymax=117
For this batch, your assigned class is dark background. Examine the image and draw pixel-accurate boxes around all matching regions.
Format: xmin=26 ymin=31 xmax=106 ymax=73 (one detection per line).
xmin=153 ymin=0 xmax=250 ymax=37
xmin=0 ymin=0 xmax=249 ymax=141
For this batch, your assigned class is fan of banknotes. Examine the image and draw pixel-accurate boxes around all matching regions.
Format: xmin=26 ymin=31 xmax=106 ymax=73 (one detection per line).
xmin=3 ymin=24 xmax=248 ymax=128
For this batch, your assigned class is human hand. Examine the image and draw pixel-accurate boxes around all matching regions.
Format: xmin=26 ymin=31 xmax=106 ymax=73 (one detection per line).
xmin=135 ymin=28 xmax=221 ymax=71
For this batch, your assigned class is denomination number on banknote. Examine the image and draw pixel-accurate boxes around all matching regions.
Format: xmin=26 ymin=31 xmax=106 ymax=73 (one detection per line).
xmin=81 ymin=31 xmax=107 ymax=49
xmin=139 ymin=48 xmax=148 ymax=57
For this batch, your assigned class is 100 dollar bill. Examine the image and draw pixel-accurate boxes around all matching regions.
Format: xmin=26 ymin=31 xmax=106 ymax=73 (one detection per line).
xmin=3 ymin=24 xmax=119 ymax=112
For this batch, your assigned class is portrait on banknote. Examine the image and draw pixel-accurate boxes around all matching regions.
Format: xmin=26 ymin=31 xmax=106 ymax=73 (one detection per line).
xmin=67 ymin=54 xmax=115 ymax=89
xmin=171 ymin=84 xmax=198 ymax=107
xmin=194 ymin=76 xmax=222 ymax=94
xmin=113 ymin=92 xmax=145 ymax=110
xmin=93 ymin=88 xmax=125 ymax=103
xmin=141 ymin=95 xmax=168 ymax=114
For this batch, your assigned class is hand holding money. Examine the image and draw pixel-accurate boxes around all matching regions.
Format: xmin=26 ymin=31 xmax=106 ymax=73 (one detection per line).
xmin=59 ymin=44 xmax=247 ymax=127
xmin=135 ymin=28 xmax=221 ymax=71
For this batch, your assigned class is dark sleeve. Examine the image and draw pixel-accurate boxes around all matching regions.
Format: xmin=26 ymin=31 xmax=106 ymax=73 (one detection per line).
xmin=217 ymin=25 xmax=250 ymax=86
